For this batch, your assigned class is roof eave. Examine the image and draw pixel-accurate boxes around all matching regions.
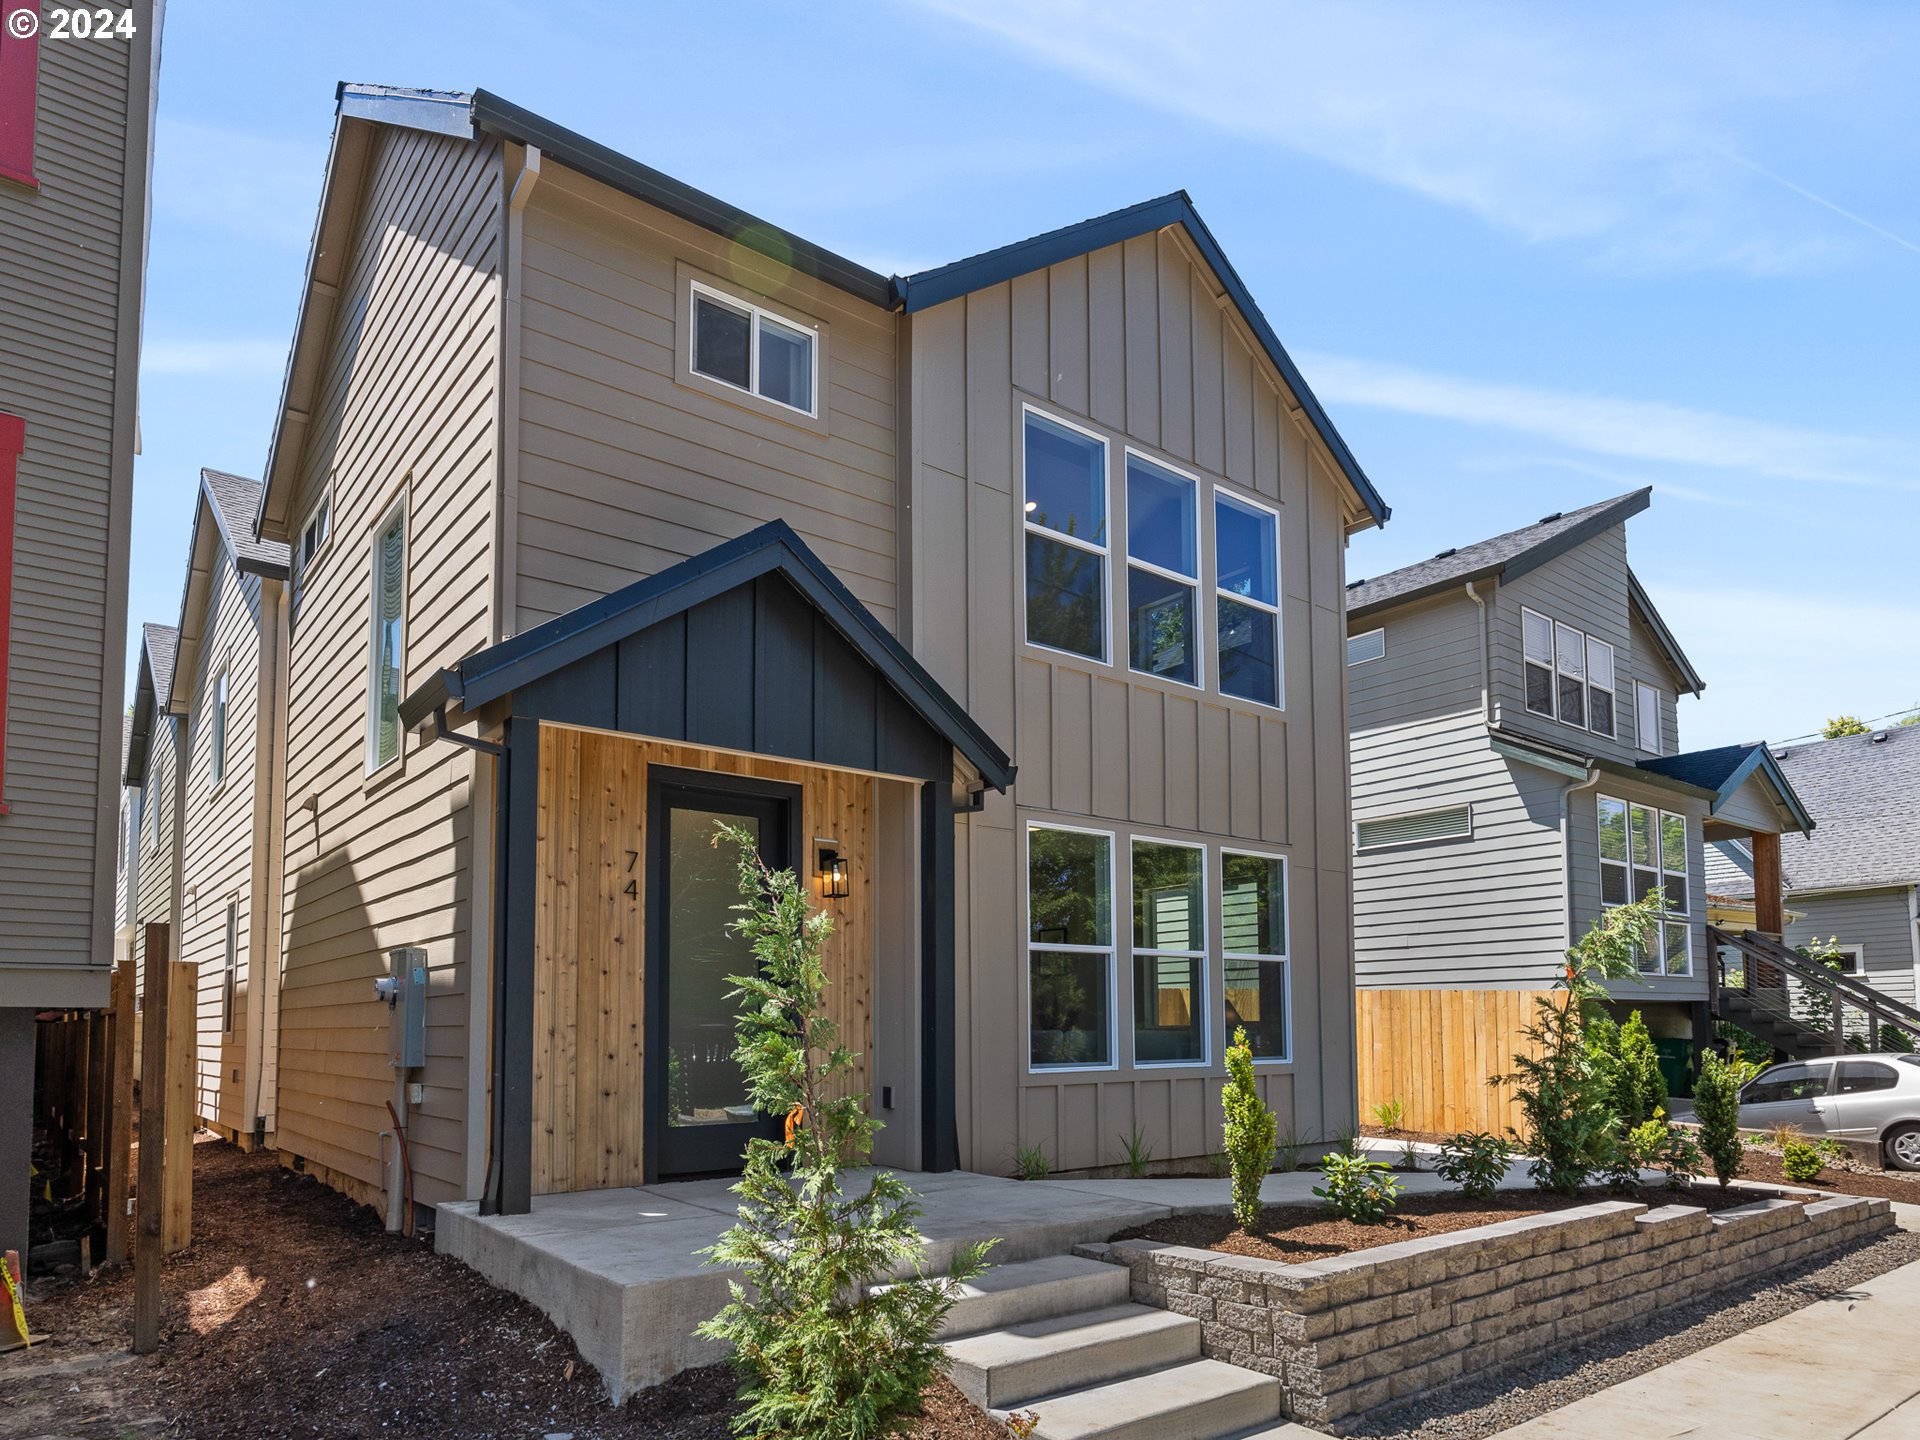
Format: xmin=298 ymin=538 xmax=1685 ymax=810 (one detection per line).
xmin=1346 ymin=563 xmax=1502 ymax=623
xmin=1628 ymin=570 xmax=1704 ymax=696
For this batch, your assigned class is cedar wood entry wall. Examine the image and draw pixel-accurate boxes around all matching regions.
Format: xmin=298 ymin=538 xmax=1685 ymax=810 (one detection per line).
xmin=1355 ymin=988 xmax=1552 ymax=1137
xmin=532 ymin=724 xmax=875 ymax=1194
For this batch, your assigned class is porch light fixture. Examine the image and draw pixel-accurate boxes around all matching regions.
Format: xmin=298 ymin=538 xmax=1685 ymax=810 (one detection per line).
xmin=815 ymin=840 xmax=850 ymax=900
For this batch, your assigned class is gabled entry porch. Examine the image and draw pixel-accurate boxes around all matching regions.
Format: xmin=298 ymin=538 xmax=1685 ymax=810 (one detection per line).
xmin=400 ymin=521 xmax=1014 ymax=1216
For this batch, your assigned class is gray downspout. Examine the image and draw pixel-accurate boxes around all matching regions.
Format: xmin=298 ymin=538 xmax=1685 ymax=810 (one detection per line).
xmin=1560 ymin=766 xmax=1603 ymax=953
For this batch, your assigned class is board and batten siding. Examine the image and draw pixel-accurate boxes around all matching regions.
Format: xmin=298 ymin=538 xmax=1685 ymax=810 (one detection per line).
xmin=1490 ymin=527 xmax=1683 ymax=761
xmin=906 ymin=230 xmax=1358 ymax=1172
xmin=510 ymin=164 xmax=899 ymax=635
xmin=1786 ymin=888 xmax=1920 ymax=1009
xmin=1349 ymin=591 xmax=1569 ymax=990
xmin=0 ymin=8 xmax=149 ymax=1004
xmin=273 ymin=125 xmax=502 ymax=1209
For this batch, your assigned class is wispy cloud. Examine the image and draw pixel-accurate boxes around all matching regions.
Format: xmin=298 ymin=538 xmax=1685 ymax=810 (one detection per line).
xmin=1298 ymin=351 xmax=1920 ymax=491
xmin=143 ymin=338 xmax=287 ymax=378
xmin=1459 ymin=454 xmax=1755 ymax=509
xmin=905 ymin=0 xmax=1920 ymax=274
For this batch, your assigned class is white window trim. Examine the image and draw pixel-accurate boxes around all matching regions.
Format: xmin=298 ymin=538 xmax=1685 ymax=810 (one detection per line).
xmin=688 ymin=278 xmax=821 ymax=419
xmin=1025 ymin=820 xmax=1120 ymax=1074
xmin=1347 ymin=628 xmax=1385 ymax=666
xmin=365 ymin=497 xmax=408 ymax=776
xmin=1221 ymin=845 xmax=1292 ymax=1065
xmin=221 ymin=901 xmax=238 ymax=1034
xmin=1213 ymin=487 xmax=1285 ymax=711
xmin=208 ymin=663 xmax=229 ymax=790
xmin=1522 ymin=606 xmax=1620 ymax=739
xmin=295 ymin=486 xmax=333 ymax=597
xmin=1354 ymin=803 xmax=1475 ymax=852
xmin=1586 ymin=636 xmax=1616 ymax=739
xmin=1597 ymin=794 xmax=1692 ymax=976
xmin=1636 ymin=681 xmax=1663 ymax=755
xmin=1021 ymin=404 xmax=1113 ymax=667
xmin=1130 ymin=836 xmax=1210 ymax=1069
xmin=1122 ymin=448 xmax=1205 ymax=693
xmin=1830 ymin=943 xmax=1864 ymax=975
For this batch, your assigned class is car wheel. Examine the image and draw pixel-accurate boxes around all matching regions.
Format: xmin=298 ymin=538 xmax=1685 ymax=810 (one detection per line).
xmin=1886 ymin=1123 xmax=1920 ymax=1172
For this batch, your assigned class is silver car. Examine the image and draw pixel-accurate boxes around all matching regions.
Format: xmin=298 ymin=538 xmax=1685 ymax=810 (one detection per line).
xmin=1738 ymin=1053 xmax=1920 ymax=1170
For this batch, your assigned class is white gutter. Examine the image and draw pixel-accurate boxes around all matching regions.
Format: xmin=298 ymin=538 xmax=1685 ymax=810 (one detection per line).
xmin=1465 ymin=580 xmax=1492 ymax=727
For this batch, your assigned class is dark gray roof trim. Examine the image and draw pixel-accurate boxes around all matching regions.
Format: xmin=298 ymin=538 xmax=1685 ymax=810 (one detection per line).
xmin=1626 ymin=570 xmax=1704 ymax=696
xmin=124 ymin=623 xmax=179 ymax=787
xmin=1638 ymin=742 xmax=1814 ymax=834
xmin=1346 ymin=488 xmax=1649 ymax=619
xmin=898 ymin=192 xmax=1389 ymax=531
xmin=402 ymin=521 xmax=1015 ymax=792
xmin=200 ymin=468 xmax=289 ymax=578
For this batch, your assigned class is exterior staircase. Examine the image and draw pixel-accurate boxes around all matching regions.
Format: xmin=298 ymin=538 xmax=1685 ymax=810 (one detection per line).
xmin=926 ymin=1254 xmax=1299 ymax=1440
xmin=1710 ymin=926 xmax=1920 ymax=1061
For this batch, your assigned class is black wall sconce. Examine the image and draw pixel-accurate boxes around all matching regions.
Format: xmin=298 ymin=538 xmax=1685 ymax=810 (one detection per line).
xmin=815 ymin=839 xmax=850 ymax=900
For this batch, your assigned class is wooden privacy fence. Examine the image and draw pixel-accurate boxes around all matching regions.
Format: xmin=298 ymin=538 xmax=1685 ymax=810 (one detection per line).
xmin=1355 ymin=988 xmax=1554 ymax=1138
xmin=32 ymin=960 xmax=137 ymax=1265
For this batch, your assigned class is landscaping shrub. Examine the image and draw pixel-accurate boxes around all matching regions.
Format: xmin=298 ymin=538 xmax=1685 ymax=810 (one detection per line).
xmin=1435 ymin=1131 xmax=1510 ymax=1200
xmin=1620 ymin=1115 xmax=1704 ymax=1189
xmin=1368 ymin=1097 xmax=1406 ymax=1132
xmin=698 ymin=826 xmax=993 ymax=1440
xmin=1613 ymin=1012 xmax=1669 ymax=1129
xmin=1693 ymin=1049 xmax=1750 ymax=1188
xmin=1782 ymin=1138 xmax=1827 ymax=1184
xmin=1498 ymin=892 xmax=1667 ymax=1194
xmin=1313 ymin=1152 xmax=1403 ymax=1225
xmin=1119 ymin=1126 xmax=1153 ymax=1179
xmin=1012 ymin=1143 xmax=1050 ymax=1182
xmin=1222 ymin=1026 xmax=1277 ymax=1230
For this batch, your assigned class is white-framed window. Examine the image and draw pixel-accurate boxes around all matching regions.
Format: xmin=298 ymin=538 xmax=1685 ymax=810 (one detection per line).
xmin=1586 ymin=637 xmax=1615 ymax=738
xmin=1522 ymin=607 xmax=1617 ymax=737
xmin=208 ymin=666 xmax=229 ymax=787
xmin=146 ymin=774 xmax=159 ymax=848
xmin=1636 ymin=681 xmax=1663 ymax=755
xmin=1222 ymin=849 xmax=1289 ymax=1062
xmin=1598 ymin=795 xmax=1691 ymax=975
xmin=1355 ymin=804 xmax=1473 ymax=852
xmin=1215 ymin=491 xmax=1282 ymax=707
xmin=221 ymin=901 xmax=238 ymax=1033
xmin=689 ymin=279 xmax=818 ymax=416
xmin=1131 ymin=837 xmax=1207 ymax=1066
xmin=1125 ymin=451 xmax=1200 ymax=687
xmin=1022 ymin=407 xmax=1109 ymax=662
xmin=1831 ymin=943 xmax=1864 ymax=975
xmin=1347 ymin=628 xmax=1385 ymax=666
xmin=295 ymin=489 xmax=331 ymax=594
xmin=1026 ymin=823 xmax=1117 ymax=1070
xmin=366 ymin=501 xmax=407 ymax=774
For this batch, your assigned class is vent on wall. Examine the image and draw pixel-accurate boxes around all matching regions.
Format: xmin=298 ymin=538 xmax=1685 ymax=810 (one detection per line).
xmin=1356 ymin=804 xmax=1473 ymax=852
xmin=1347 ymin=628 xmax=1386 ymax=666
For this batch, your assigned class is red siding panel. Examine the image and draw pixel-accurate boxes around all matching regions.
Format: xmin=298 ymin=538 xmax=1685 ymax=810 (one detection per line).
xmin=0 ymin=410 xmax=19 ymax=813
xmin=0 ymin=1 xmax=38 ymax=188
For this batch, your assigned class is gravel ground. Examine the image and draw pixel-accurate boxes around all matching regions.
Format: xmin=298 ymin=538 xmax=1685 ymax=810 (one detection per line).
xmin=1344 ymin=1229 xmax=1920 ymax=1438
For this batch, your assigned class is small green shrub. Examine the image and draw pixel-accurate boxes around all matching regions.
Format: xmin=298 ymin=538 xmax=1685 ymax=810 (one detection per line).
xmin=1313 ymin=1152 xmax=1404 ymax=1225
xmin=1119 ymin=1126 xmax=1153 ymax=1179
xmin=1693 ymin=1050 xmax=1750 ymax=1188
xmin=1613 ymin=1012 xmax=1669 ymax=1130
xmin=1272 ymin=1128 xmax=1302 ymax=1174
xmin=1400 ymin=1141 xmax=1420 ymax=1173
xmin=1368 ymin=1097 xmax=1406 ymax=1132
xmin=1628 ymin=1116 xmax=1704 ymax=1189
xmin=1330 ymin=1124 xmax=1362 ymax=1159
xmin=1817 ymin=1138 xmax=1851 ymax=1165
xmin=1782 ymin=1138 xmax=1826 ymax=1184
xmin=1012 ymin=1142 xmax=1051 ymax=1182
xmin=1435 ymin=1131 xmax=1510 ymax=1200
xmin=1222 ymin=1026 xmax=1278 ymax=1230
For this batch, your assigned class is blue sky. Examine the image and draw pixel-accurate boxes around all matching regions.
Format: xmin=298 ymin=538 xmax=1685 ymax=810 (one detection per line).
xmin=130 ymin=0 xmax=1920 ymax=746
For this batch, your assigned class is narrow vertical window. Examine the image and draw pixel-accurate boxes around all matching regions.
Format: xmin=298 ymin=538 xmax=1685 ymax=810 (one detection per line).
xmin=1027 ymin=825 xmax=1114 ymax=1069
xmin=367 ymin=505 xmax=406 ymax=772
xmin=1636 ymin=682 xmax=1662 ymax=754
xmin=209 ymin=669 xmax=229 ymax=786
xmin=1522 ymin=609 xmax=1555 ymax=717
xmin=295 ymin=491 xmax=331 ymax=596
xmin=1554 ymin=621 xmax=1587 ymax=728
xmin=1125 ymin=454 xmax=1199 ymax=685
xmin=1586 ymin=638 xmax=1615 ymax=738
xmin=1131 ymin=839 xmax=1205 ymax=1065
xmin=221 ymin=902 xmax=238 ymax=1033
xmin=1215 ymin=492 xmax=1281 ymax=706
xmin=1023 ymin=411 xmax=1108 ymax=661
xmin=1221 ymin=850 xmax=1288 ymax=1061
xmin=1598 ymin=797 xmax=1629 ymax=907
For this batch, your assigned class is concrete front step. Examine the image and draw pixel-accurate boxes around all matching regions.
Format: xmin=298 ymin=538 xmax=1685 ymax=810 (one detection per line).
xmin=913 ymin=1253 xmax=1131 ymax=1340
xmin=944 ymin=1302 xmax=1200 ymax=1409
xmin=997 ymin=1358 xmax=1283 ymax=1440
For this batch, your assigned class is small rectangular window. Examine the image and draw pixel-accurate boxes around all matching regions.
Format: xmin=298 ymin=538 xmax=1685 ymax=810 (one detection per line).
xmin=367 ymin=504 xmax=406 ymax=773
xmin=1636 ymin=682 xmax=1662 ymax=754
xmin=1215 ymin=492 xmax=1281 ymax=707
xmin=1523 ymin=608 xmax=1555 ymax=716
xmin=295 ymin=491 xmax=331 ymax=593
xmin=1221 ymin=850 xmax=1288 ymax=1061
xmin=221 ymin=902 xmax=238 ymax=1033
xmin=209 ymin=668 xmax=229 ymax=786
xmin=1027 ymin=825 xmax=1115 ymax=1069
xmin=1587 ymin=637 xmax=1615 ymax=738
xmin=1355 ymin=804 xmax=1472 ymax=851
xmin=689 ymin=281 xmax=818 ymax=416
xmin=1554 ymin=622 xmax=1587 ymax=728
xmin=1023 ymin=410 xmax=1109 ymax=661
xmin=1125 ymin=454 xmax=1199 ymax=686
xmin=1131 ymin=839 xmax=1206 ymax=1066
xmin=1347 ymin=628 xmax=1385 ymax=666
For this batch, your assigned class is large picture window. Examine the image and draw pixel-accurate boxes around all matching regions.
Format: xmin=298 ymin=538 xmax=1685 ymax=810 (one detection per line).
xmin=1023 ymin=410 xmax=1109 ymax=661
xmin=1222 ymin=850 xmax=1288 ymax=1061
xmin=1125 ymin=454 xmax=1199 ymax=686
xmin=1131 ymin=839 xmax=1205 ymax=1065
xmin=1215 ymin=492 xmax=1281 ymax=707
xmin=1027 ymin=825 xmax=1115 ymax=1069
xmin=366 ymin=504 xmax=406 ymax=773
xmin=1598 ymin=795 xmax=1690 ymax=975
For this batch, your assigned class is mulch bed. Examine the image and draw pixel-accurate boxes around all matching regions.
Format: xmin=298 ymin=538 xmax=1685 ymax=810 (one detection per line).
xmin=0 ymin=1137 xmax=1004 ymax=1439
xmin=1111 ymin=1185 xmax=1794 ymax=1265
xmin=1735 ymin=1147 xmax=1920 ymax=1205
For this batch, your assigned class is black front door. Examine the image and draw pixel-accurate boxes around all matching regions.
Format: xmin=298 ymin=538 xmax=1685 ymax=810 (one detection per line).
xmin=646 ymin=770 xmax=797 ymax=1180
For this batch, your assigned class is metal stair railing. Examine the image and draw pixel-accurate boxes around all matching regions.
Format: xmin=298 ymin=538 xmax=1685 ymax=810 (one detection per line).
xmin=1710 ymin=925 xmax=1920 ymax=1056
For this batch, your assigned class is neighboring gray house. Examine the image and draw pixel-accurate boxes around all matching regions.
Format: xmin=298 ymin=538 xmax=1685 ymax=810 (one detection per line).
xmin=1708 ymin=726 xmax=1920 ymax=1009
xmin=1345 ymin=489 xmax=1812 ymax=1129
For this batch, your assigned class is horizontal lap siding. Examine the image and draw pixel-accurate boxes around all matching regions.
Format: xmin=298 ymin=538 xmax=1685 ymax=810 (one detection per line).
xmin=512 ymin=168 xmax=899 ymax=634
xmin=1786 ymin=890 xmax=1919 ymax=1008
xmin=275 ymin=127 xmax=502 ymax=1208
xmin=915 ymin=232 xmax=1356 ymax=1172
xmin=0 ymin=22 xmax=140 ymax=991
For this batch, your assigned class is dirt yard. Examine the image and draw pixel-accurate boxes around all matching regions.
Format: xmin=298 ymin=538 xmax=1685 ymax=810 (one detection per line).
xmin=0 ymin=1138 xmax=1002 ymax=1439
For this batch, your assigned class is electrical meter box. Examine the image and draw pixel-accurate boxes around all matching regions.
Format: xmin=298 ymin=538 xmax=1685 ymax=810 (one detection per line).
xmin=387 ymin=947 xmax=428 ymax=1070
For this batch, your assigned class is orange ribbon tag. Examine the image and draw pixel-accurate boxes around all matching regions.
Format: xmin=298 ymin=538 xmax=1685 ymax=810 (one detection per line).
xmin=784 ymin=1105 xmax=807 ymax=1148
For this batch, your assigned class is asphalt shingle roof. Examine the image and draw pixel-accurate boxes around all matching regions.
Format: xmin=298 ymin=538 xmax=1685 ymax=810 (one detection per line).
xmin=143 ymin=622 xmax=178 ymax=711
xmin=201 ymin=468 xmax=289 ymax=575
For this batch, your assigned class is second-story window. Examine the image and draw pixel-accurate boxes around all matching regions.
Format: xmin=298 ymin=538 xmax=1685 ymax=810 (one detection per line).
xmin=209 ymin=668 xmax=229 ymax=787
xmin=1023 ymin=410 xmax=1108 ymax=661
xmin=1636 ymin=681 xmax=1663 ymax=754
xmin=1125 ymin=453 xmax=1198 ymax=686
xmin=690 ymin=281 xmax=817 ymax=416
xmin=366 ymin=504 xmax=406 ymax=773
xmin=1216 ymin=493 xmax=1281 ymax=707
xmin=1523 ymin=607 xmax=1615 ymax=737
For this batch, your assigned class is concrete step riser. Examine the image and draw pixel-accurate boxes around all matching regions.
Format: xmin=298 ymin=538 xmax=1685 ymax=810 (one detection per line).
xmin=945 ymin=1306 xmax=1201 ymax=1409
xmin=935 ymin=1260 xmax=1131 ymax=1340
xmin=1010 ymin=1360 xmax=1282 ymax=1440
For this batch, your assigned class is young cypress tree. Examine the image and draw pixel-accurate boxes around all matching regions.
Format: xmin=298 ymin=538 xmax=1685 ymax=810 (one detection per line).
xmin=1223 ymin=1026 xmax=1277 ymax=1230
